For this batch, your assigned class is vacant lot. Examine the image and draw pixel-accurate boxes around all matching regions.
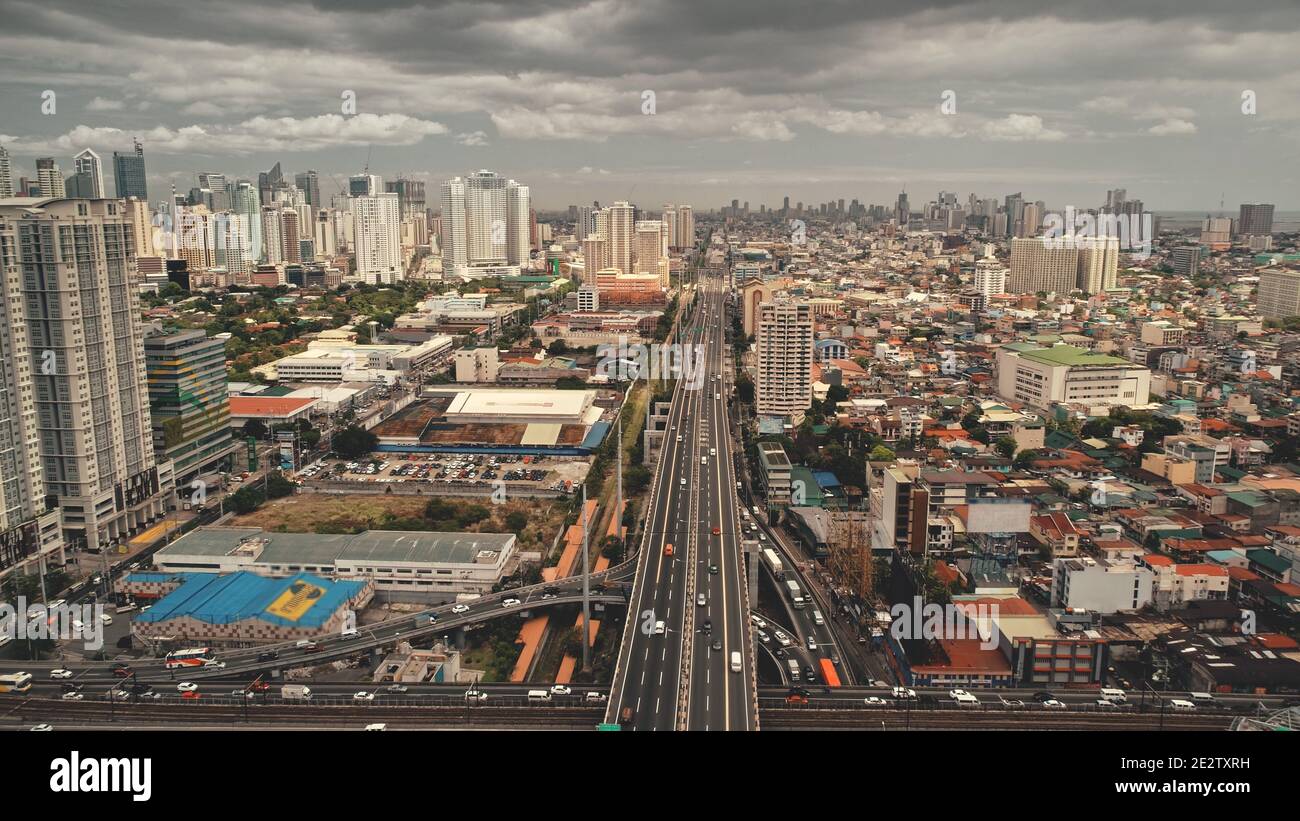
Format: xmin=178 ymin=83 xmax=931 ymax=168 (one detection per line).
xmin=231 ymin=492 xmax=566 ymax=549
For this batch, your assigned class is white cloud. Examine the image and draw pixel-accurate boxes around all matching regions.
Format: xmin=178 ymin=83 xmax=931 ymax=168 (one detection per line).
xmin=1 ymin=113 xmax=449 ymax=156
xmin=85 ymin=97 xmax=125 ymax=112
xmin=455 ymin=130 xmax=489 ymax=146
xmin=1147 ymin=118 xmax=1198 ymax=135
xmin=980 ymin=114 xmax=1067 ymax=142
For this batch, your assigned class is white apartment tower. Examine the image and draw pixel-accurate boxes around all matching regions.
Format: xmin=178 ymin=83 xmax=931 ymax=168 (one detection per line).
xmin=581 ymin=235 xmax=608 ymax=285
xmin=0 ymin=146 xmax=12 ymax=198
xmin=973 ymin=258 xmax=1007 ymax=297
xmin=352 ymin=192 xmax=403 ymax=284
xmin=1076 ymin=235 xmax=1119 ymax=294
xmin=755 ymin=300 xmax=815 ymax=419
xmin=441 ymin=170 xmax=531 ymax=276
xmin=466 ymin=170 xmax=507 ymax=266
xmin=505 ymin=180 xmax=531 ymax=266
xmin=675 ymin=205 xmax=694 ymax=250
xmin=605 ymin=201 xmax=636 ymax=275
xmin=0 ymin=197 xmax=169 ymax=553
xmin=0 ymin=200 xmax=65 ymax=581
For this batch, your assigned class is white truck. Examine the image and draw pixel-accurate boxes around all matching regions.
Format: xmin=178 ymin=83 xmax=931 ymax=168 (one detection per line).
xmin=281 ymin=684 xmax=313 ymax=701
xmin=761 ymin=548 xmax=785 ymax=581
xmin=784 ymin=579 xmax=806 ymax=609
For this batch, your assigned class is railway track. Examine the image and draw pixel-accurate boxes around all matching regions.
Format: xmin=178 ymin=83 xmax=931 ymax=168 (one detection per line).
xmin=3 ymin=698 xmax=604 ymax=730
xmin=758 ymin=707 xmax=1233 ymax=731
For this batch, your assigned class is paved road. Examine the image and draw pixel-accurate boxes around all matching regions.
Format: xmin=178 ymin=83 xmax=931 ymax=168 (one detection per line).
xmin=606 ymin=266 xmax=757 ymax=731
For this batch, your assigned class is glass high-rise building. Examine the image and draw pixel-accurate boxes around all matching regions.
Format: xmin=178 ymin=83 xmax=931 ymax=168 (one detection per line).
xmin=112 ymin=138 xmax=148 ymax=199
xmin=143 ymin=329 xmax=233 ymax=482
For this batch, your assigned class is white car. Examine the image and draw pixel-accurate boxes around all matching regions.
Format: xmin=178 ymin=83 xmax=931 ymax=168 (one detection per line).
xmin=176 ymin=682 xmax=199 ymax=693
xmin=891 ymin=687 xmax=917 ymax=700
xmin=863 ymin=696 xmax=888 ymax=706
xmin=501 ymin=598 xmax=521 ymax=608
xmin=353 ymin=691 xmax=376 ymax=702
xmin=949 ymin=689 xmax=973 ymax=700
xmin=61 ymin=691 xmax=84 ymax=701
xmin=1040 ymin=698 xmax=1067 ymax=709
xmin=451 ymin=604 xmax=470 ymax=614
xmin=99 ymin=614 xmax=113 ymax=625
xmin=30 ymin=724 xmax=54 ymax=732
xmin=49 ymin=669 xmax=73 ymax=680
xmin=464 ymin=689 xmax=488 ymax=704
xmin=773 ymin=630 xmax=792 ymax=648
xmin=750 ymin=614 xmax=767 ymax=630
xmin=550 ymin=685 xmax=572 ymax=696
xmin=805 ymin=636 xmax=817 ymax=651
xmin=585 ymin=692 xmax=607 ymax=703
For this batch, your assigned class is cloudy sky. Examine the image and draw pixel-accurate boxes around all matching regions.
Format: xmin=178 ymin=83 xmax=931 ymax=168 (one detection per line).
xmin=1 ymin=0 xmax=1298 ymax=211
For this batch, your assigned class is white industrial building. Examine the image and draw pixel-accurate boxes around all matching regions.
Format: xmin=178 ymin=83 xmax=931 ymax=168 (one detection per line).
xmin=1050 ymin=556 xmax=1154 ymax=614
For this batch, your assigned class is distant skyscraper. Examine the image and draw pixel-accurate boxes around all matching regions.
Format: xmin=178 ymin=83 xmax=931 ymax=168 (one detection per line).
xmin=0 ymin=146 xmax=12 ymax=198
xmin=440 ymin=176 xmax=468 ymax=272
xmin=229 ymin=180 xmax=262 ymax=263
xmin=1076 ymin=236 xmax=1119 ymax=294
xmin=295 ymin=170 xmax=322 ymax=208
xmin=505 ymin=180 xmax=530 ymax=265
xmin=352 ymin=192 xmax=402 ymax=284
xmin=440 ymin=169 xmax=532 ymax=276
xmin=1009 ymin=237 xmax=1079 ymax=295
xmin=349 ymin=174 xmax=381 ymax=197
xmin=385 ymin=178 xmax=426 ymax=221
xmin=35 ymin=158 xmax=65 ymax=198
xmin=605 ymin=201 xmax=636 ymax=275
xmin=676 ymin=205 xmax=694 ymax=250
xmin=257 ymin=161 xmax=283 ymax=205
xmin=112 ymin=139 xmax=148 ymax=199
xmin=1238 ymin=203 xmax=1275 ymax=237
xmin=581 ymin=235 xmax=608 ymax=284
xmin=73 ymin=149 xmax=105 ymax=198
xmin=1171 ymin=246 xmax=1201 ymax=278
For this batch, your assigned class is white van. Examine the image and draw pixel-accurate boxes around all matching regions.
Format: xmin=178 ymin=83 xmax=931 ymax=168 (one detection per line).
xmin=341 ymin=627 xmax=360 ymax=640
xmin=653 ymin=620 xmax=666 ymax=635
xmin=1099 ymin=687 xmax=1127 ymax=703
xmin=812 ymin=610 xmax=825 ymax=626
xmin=1189 ymin=691 xmax=1216 ymax=703
xmin=730 ymin=651 xmax=742 ymax=673
xmin=1169 ymin=699 xmax=1196 ymax=711
xmin=527 ymin=689 xmax=552 ymax=702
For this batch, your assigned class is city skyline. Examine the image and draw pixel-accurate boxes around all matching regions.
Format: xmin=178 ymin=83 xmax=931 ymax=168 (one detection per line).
xmin=1 ymin=1 xmax=1299 ymax=209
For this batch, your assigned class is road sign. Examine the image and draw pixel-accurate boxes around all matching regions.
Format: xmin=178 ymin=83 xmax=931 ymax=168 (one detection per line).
xmin=596 ymin=723 xmax=622 ymax=732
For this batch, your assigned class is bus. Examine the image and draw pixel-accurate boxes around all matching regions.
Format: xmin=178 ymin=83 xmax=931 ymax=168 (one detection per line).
xmin=761 ymin=548 xmax=785 ymax=580
xmin=164 ymin=647 xmax=218 ymax=669
xmin=0 ymin=672 xmax=33 ymax=694
xmin=818 ymin=658 xmax=841 ymax=688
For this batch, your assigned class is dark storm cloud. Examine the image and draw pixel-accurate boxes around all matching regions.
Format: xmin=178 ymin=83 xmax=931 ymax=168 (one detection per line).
xmin=0 ymin=0 xmax=1298 ymax=207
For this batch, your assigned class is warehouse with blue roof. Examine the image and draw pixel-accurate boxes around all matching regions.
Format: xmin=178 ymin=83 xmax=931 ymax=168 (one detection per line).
xmin=129 ymin=570 xmax=373 ymax=648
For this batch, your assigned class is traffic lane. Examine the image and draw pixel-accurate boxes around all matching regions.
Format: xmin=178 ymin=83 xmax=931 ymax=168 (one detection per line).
xmin=626 ymin=322 xmax=707 ymax=730
xmin=609 ymin=336 xmax=694 ymax=697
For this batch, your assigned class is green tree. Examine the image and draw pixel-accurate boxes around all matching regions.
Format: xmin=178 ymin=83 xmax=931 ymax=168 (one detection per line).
xmin=333 ymin=425 xmax=378 ymax=459
xmin=994 ymin=436 xmax=1017 ymax=459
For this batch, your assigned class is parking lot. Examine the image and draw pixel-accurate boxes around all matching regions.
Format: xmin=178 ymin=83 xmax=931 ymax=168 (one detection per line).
xmin=298 ymin=452 xmax=590 ymax=494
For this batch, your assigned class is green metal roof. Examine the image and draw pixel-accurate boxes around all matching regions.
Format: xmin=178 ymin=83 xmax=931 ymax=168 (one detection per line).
xmin=1017 ymin=345 xmax=1132 ymax=368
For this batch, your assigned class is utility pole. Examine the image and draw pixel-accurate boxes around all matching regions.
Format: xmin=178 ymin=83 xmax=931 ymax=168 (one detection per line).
xmin=581 ymin=484 xmax=591 ymax=674
xmin=616 ymin=416 xmax=623 ymax=546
